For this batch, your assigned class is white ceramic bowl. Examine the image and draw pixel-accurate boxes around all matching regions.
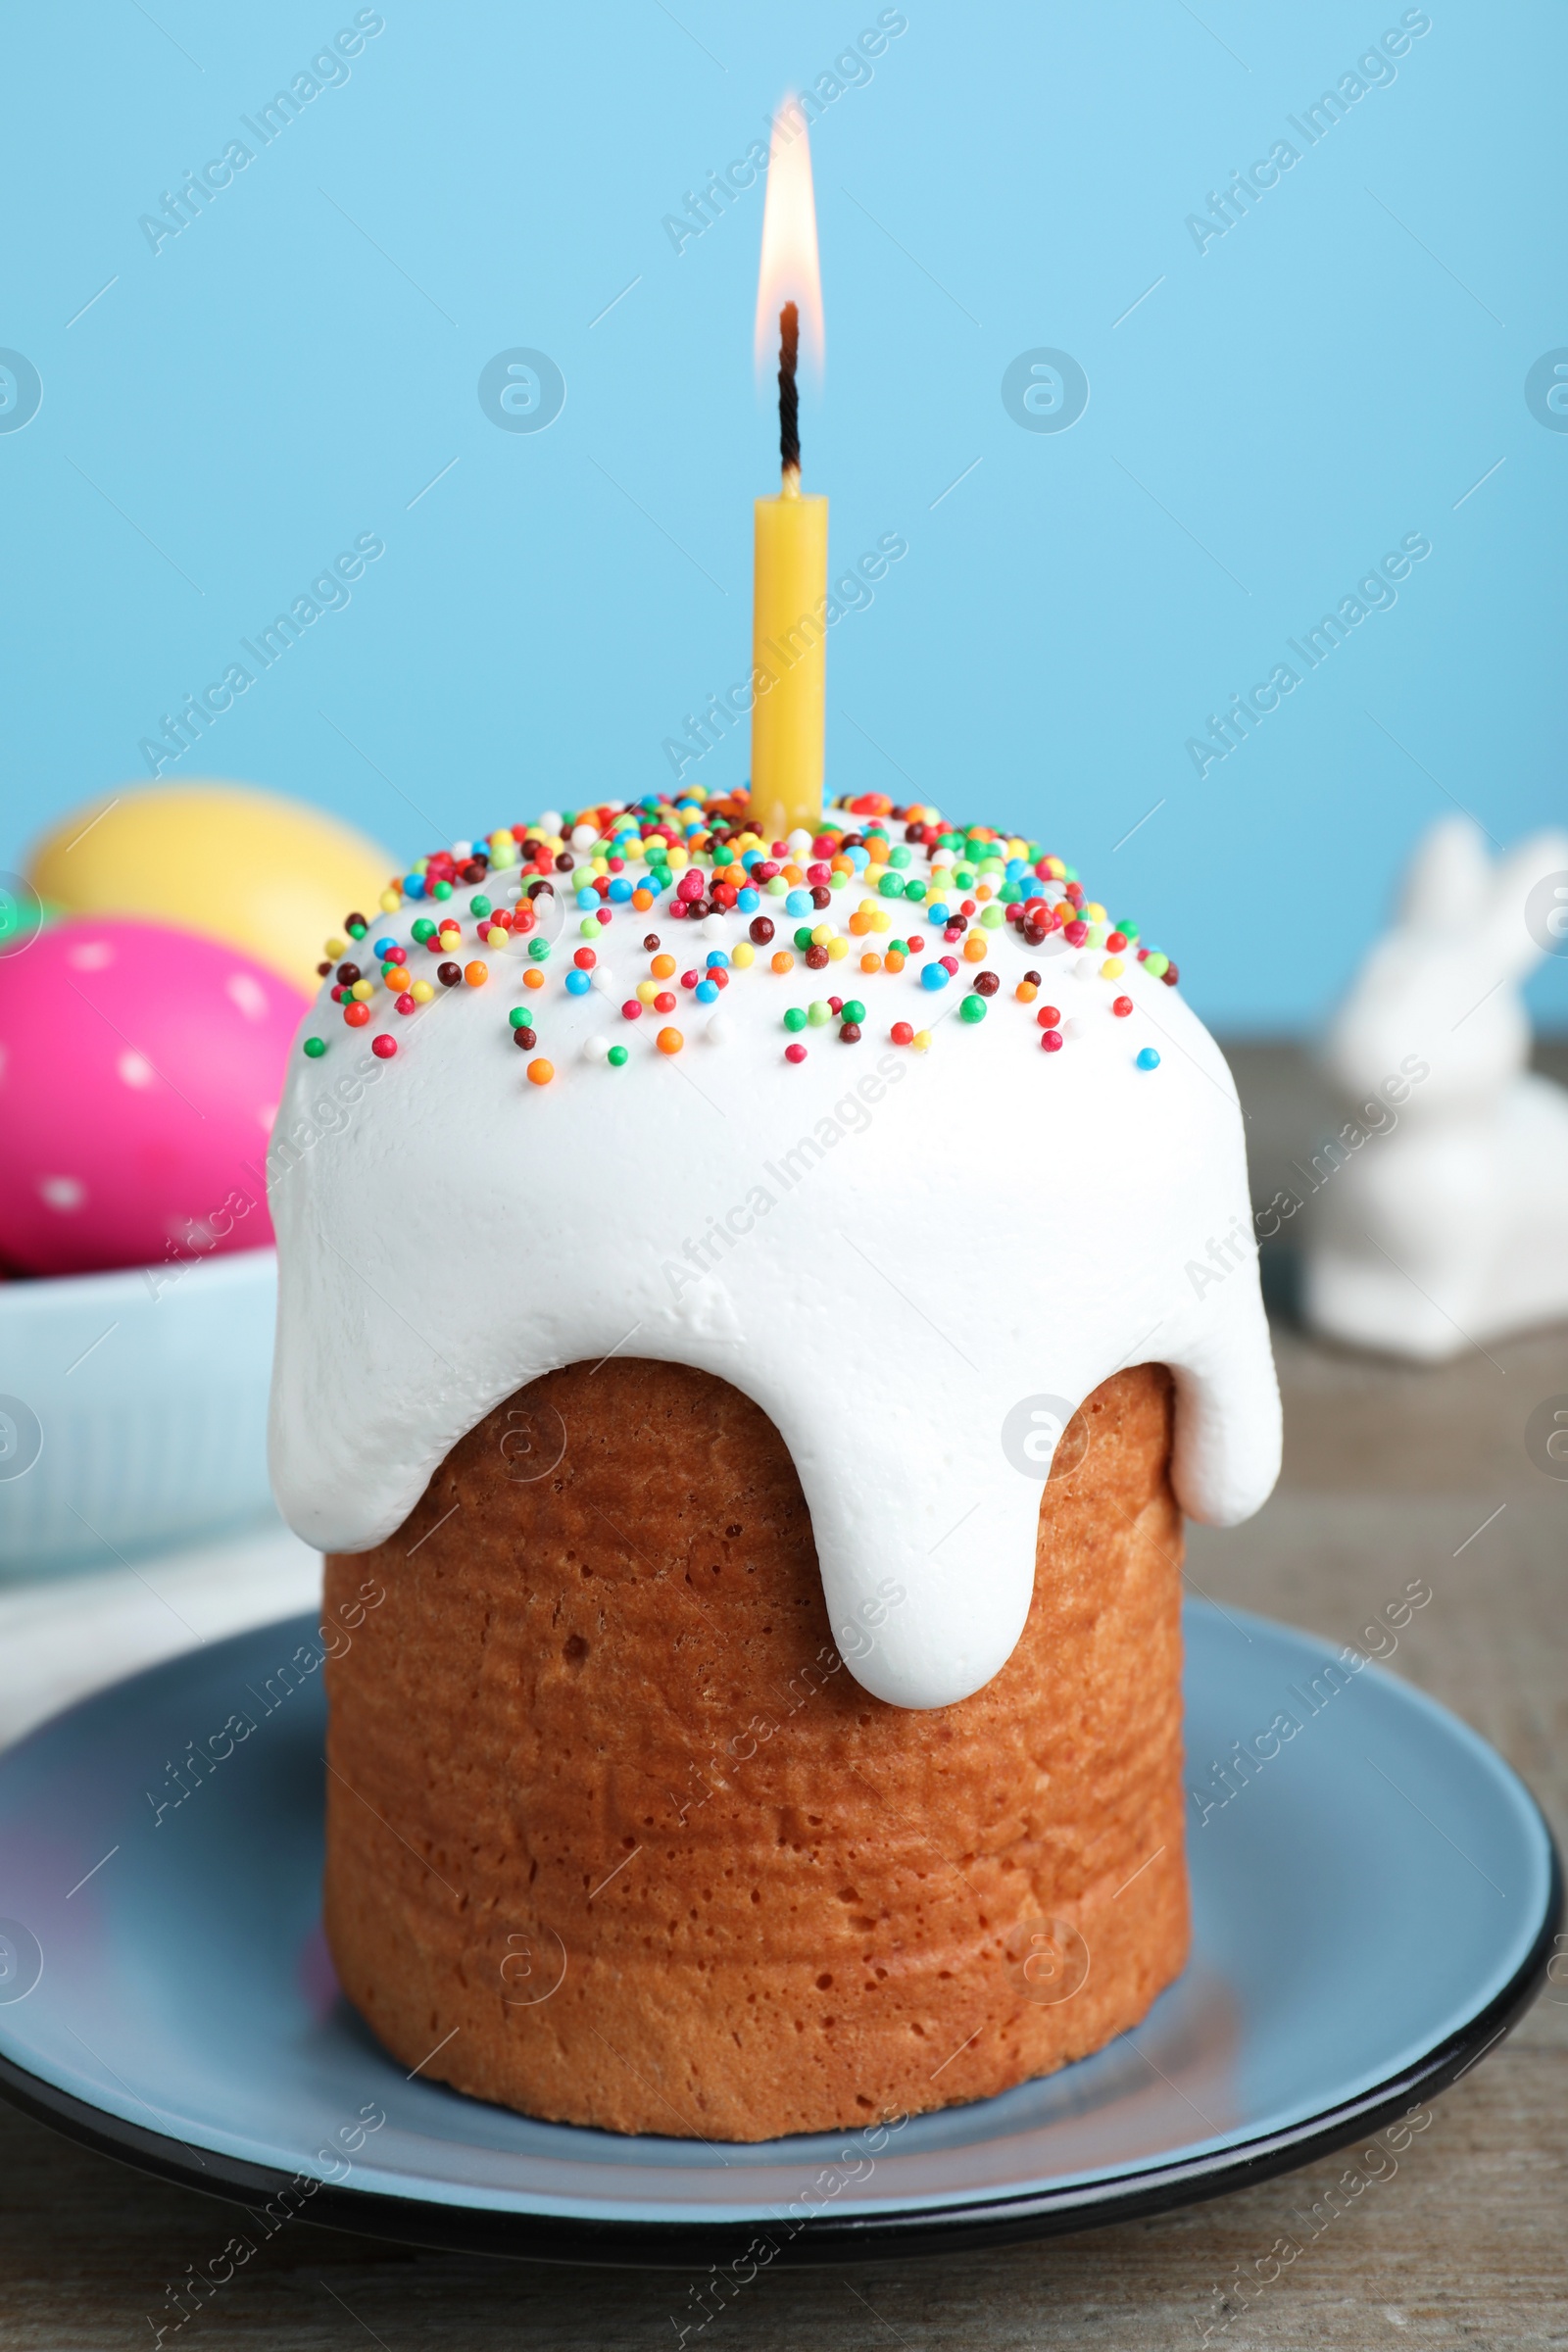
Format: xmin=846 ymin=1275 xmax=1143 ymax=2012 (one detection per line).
xmin=0 ymin=1248 xmax=278 ymax=1574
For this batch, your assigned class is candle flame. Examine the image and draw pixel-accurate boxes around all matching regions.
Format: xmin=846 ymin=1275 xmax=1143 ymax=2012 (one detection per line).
xmin=754 ymin=95 xmax=823 ymax=379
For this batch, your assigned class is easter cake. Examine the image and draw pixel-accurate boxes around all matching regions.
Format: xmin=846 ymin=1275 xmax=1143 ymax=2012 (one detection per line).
xmin=268 ymin=787 xmax=1281 ymax=2140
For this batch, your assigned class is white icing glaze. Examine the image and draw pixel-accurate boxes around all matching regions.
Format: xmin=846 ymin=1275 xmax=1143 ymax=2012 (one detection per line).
xmin=267 ymin=817 xmax=1280 ymax=1708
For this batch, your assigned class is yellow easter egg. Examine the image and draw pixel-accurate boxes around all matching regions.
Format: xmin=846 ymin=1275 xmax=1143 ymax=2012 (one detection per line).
xmin=25 ymin=782 xmax=398 ymax=993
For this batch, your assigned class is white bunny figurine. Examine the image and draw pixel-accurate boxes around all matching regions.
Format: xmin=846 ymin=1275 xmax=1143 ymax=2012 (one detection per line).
xmin=1302 ymin=814 xmax=1568 ymax=1360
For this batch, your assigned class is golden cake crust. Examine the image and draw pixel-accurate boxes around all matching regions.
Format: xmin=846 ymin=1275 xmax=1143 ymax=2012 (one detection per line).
xmin=321 ymin=1357 xmax=1188 ymax=2140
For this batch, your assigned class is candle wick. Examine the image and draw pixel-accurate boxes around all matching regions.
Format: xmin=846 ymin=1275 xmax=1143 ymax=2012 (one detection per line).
xmin=778 ymin=300 xmax=800 ymax=485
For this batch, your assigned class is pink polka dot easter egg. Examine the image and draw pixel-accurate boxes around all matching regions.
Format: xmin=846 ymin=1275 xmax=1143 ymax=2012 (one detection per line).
xmin=0 ymin=916 xmax=309 ymax=1276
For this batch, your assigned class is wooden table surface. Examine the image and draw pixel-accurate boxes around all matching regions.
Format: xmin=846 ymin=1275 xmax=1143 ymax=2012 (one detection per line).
xmin=2 ymin=1047 xmax=1565 ymax=2349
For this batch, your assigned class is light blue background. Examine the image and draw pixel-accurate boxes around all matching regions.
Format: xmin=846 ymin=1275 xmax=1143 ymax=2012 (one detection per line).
xmin=3 ymin=0 xmax=1564 ymax=1032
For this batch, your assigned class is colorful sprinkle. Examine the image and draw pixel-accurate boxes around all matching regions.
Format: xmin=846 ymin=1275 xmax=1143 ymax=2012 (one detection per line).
xmin=310 ymin=789 xmax=1164 ymax=1091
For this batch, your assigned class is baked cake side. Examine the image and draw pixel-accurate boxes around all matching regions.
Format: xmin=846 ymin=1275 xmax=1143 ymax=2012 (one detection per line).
xmin=321 ymin=1356 xmax=1187 ymax=2140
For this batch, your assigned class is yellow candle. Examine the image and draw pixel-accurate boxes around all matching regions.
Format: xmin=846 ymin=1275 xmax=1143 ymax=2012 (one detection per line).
xmin=751 ymin=474 xmax=827 ymax=845
xmin=750 ymin=92 xmax=826 ymax=847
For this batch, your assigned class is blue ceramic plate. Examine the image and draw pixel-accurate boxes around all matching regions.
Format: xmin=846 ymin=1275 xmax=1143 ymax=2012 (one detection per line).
xmin=0 ymin=1604 xmax=1555 ymax=2267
